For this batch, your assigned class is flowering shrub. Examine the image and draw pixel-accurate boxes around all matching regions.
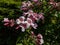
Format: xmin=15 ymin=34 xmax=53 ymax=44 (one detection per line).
xmin=0 ymin=0 xmax=60 ymax=45
xmin=2 ymin=0 xmax=45 ymax=45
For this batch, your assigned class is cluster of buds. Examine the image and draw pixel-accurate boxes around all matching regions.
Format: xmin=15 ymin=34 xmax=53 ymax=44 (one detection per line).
xmin=31 ymin=31 xmax=44 ymax=45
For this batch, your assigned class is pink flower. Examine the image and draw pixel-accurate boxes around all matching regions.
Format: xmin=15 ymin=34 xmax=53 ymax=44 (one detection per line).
xmin=35 ymin=34 xmax=44 ymax=45
xmin=21 ymin=1 xmax=28 ymax=11
xmin=36 ymin=38 xmax=44 ymax=45
xmin=3 ymin=18 xmax=15 ymax=27
xmin=4 ymin=23 xmax=9 ymax=26
xmin=16 ymin=16 xmax=25 ymax=24
xmin=27 ymin=18 xmax=32 ymax=24
xmin=27 ymin=1 xmax=32 ymax=7
xmin=21 ymin=1 xmax=32 ymax=11
xmin=31 ymin=23 xmax=38 ymax=29
xmin=3 ymin=18 xmax=9 ymax=26
xmin=3 ymin=18 xmax=9 ymax=22
xmin=19 ymin=16 xmax=25 ymax=22
xmin=16 ymin=20 xmax=30 ymax=32
xmin=23 ymin=10 xmax=33 ymax=17
xmin=38 ymin=13 xmax=44 ymax=20
xmin=37 ymin=34 xmax=43 ymax=39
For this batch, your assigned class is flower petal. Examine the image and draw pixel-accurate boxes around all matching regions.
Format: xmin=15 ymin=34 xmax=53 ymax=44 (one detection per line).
xmin=20 ymin=26 xmax=25 ymax=32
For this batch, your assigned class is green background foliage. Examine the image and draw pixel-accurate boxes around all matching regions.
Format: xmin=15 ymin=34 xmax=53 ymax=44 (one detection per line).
xmin=0 ymin=0 xmax=60 ymax=45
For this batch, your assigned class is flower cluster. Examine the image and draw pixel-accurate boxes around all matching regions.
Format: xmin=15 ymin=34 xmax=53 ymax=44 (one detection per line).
xmin=31 ymin=31 xmax=44 ymax=45
xmin=21 ymin=1 xmax=33 ymax=11
xmin=2 ymin=0 xmax=44 ymax=32
xmin=3 ymin=9 xmax=44 ymax=32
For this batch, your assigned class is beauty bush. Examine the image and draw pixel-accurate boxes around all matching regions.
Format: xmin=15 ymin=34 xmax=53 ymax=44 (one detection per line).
xmin=1 ymin=0 xmax=60 ymax=45
xmin=2 ymin=0 xmax=44 ymax=45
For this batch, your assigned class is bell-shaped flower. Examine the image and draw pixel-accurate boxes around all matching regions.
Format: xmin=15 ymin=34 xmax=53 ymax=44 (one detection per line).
xmin=24 ymin=21 xmax=30 ymax=29
xmin=20 ymin=21 xmax=30 ymax=32
xmin=19 ymin=16 xmax=25 ymax=23
xmin=16 ymin=16 xmax=25 ymax=24
xmin=37 ymin=34 xmax=43 ymax=39
xmin=36 ymin=34 xmax=44 ymax=45
xmin=3 ymin=18 xmax=9 ymax=23
xmin=27 ymin=18 xmax=32 ymax=24
xmin=36 ymin=38 xmax=44 ymax=45
xmin=3 ymin=18 xmax=9 ymax=26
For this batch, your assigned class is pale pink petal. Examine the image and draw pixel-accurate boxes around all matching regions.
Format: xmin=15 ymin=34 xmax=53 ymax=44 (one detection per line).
xmin=4 ymin=23 xmax=9 ymax=26
xmin=40 ymin=39 xmax=44 ymax=45
xmin=27 ymin=18 xmax=32 ymax=24
xmin=16 ymin=19 xmax=21 ymax=24
xmin=19 ymin=16 xmax=25 ymax=22
xmin=3 ymin=18 xmax=9 ymax=22
xmin=31 ymin=23 xmax=38 ymax=29
xmin=20 ymin=26 xmax=25 ymax=32
xmin=16 ymin=25 xmax=20 ymax=29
